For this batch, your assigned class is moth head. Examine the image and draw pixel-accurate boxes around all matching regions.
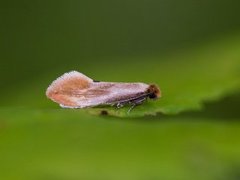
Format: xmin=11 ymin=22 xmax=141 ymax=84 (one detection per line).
xmin=147 ymin=84 xmax=161 ymax=99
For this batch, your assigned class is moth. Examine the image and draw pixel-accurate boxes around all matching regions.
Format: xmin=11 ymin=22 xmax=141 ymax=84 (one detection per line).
xmin=46 ymin=71 xmax=161 ymax=113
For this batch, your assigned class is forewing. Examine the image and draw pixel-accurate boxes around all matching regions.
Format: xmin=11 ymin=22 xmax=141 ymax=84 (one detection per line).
xmin=88 ymin=82 xmax=149 ymax=105
xmin=46 ymin=71 xmax=97 ymax=108
xmin=46 ymin=71 xmax=149 ymax=108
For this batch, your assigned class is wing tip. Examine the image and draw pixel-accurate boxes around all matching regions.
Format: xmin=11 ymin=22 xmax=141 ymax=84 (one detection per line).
xmin=46 ymin=70 xmax=93 ymax=98
xmin=56 ymin=70 xmax=92 ymax=83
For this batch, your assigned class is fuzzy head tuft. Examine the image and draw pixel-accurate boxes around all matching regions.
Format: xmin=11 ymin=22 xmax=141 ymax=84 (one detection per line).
xmin=147 ymin=84 xmax=161 ymax=99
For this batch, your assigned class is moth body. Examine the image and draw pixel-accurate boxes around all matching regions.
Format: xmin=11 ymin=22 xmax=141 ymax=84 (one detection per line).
xmin=46 ymin=71 xmax=161 ymax=111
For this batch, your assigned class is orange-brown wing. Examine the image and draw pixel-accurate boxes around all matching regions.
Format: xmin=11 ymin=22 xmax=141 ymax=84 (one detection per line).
xmin=46 ymin=71 xmax=149 ymax=108
xmin=46 ymin=71 xmax=113 ymax=108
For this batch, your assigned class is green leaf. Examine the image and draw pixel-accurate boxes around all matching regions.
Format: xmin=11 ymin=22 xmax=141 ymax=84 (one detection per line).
xmin=0 ymin=107 xmax=240 ymax=180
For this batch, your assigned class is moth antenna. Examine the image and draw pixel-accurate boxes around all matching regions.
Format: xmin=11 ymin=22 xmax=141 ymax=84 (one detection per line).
xmin=46 ymin=71 xmax=93 ymax=99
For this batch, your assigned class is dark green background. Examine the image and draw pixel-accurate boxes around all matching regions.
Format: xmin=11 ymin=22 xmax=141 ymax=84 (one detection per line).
xmin=1 ymin=0 xmax=240 ymax=179
xmin=1 ymin=0 xmax=240 ymax=98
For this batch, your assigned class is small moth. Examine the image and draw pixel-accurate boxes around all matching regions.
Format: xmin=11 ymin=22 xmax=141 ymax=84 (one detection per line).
xmin=46 ymin=71 xmax=161 ymax=113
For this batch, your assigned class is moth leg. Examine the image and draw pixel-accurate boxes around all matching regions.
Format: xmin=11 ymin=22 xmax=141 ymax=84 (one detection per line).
xmin=127 ymin=104 xmax=136 ymax=114
xmin=111 ymin=102 xmax=120 ymax=108
xmin=116 ymin=102 xmax=125 ymax=109
xmin=127 ymin=97 xmax=147 ymax=114
xmin=132 ymin=96 xmax=147 ymax=105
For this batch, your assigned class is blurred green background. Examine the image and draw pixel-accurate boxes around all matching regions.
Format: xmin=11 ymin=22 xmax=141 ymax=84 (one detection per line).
xmin=1 ymin=0 xmax=240 ymax=179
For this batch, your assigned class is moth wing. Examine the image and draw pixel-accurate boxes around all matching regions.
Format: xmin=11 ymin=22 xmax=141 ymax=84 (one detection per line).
xmin=66 ymin=82 xmax=149 ymax=108
xmin=46 ymin=71 xmax=150 ymax=108
xmin=46 ymin=71 xmax=102 ymax=108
